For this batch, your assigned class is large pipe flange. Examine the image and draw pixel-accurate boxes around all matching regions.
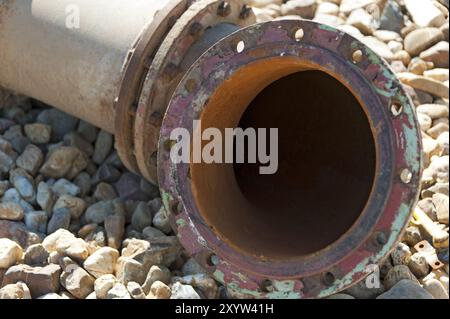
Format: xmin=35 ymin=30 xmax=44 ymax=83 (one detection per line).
xmin=158 ymin=20 xmax=423 ymax=298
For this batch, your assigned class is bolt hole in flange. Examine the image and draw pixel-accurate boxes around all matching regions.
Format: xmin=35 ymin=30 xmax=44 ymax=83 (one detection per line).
xmin=400 ymin=168 xmax=412 ymax=184
xmin=170 ymin=199 xmax=182 ymax=216
xmin=207 ymin=254 xmax=219 ymax=267
xmin=391 ymin=102 xmax=403 ymax=116
xmin=260 ymin=279 xmax=273 ymax=292
xmin=236 ymin=40 xmax=245 ymax=53
xmin=352 ymin=49 xmax=363 ymax=63
xmin=294 ymin=28 xmax=304 ymax=41
xmin=323 ymin=272 xmax=336 ymax=286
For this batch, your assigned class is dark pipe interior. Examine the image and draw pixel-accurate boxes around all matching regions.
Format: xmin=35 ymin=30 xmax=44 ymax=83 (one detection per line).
xmin=232 ymin=71 xmax=376 ymax=258
xmin=192 ymin=62 xmax=377 ymax=261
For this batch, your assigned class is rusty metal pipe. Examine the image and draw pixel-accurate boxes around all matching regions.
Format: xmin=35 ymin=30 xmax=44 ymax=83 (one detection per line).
xmin=157 ymin=21 xmax=423 ymax=298
xmin=0 ymin=0 xmax=255 ymax=182
xmin=0 ymin=1 xmax=423 ymax=298
xmin=0 ymin=0 xmax=170 ymax=133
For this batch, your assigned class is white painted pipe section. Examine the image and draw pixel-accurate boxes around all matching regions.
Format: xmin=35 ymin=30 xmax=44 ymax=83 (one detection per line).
xmin=0 ymin=0 xmax=169 ymax=132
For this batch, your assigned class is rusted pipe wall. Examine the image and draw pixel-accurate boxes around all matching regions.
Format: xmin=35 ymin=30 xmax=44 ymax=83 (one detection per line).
xmin=0 ymin=0 xmax=169 ymax=133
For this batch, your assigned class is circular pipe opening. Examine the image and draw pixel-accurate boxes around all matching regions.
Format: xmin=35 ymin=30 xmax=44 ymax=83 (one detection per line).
xmin=190 ymin=59 xmax=376 ymax=261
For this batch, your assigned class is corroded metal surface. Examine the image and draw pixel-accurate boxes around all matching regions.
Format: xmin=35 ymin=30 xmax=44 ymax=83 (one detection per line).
xmin=133 ymin=0 xmax=255 ymax=183
xmin=114 ymin=0 xmax=191 ymax=174
xmin=158 ymin=20 xmax=423 ymax=298
xmin=113 ymin=0 xmax=255 ymax=178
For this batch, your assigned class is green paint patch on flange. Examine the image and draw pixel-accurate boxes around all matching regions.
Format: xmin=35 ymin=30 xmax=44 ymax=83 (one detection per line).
xmin=317 ymin=203 xmax=411 ymax=298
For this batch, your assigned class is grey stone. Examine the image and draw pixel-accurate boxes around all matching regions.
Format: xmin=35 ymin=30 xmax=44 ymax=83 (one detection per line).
xmin=105 ymin=213 xmax=125 ymax=250
xmin=10 ymin=136 xmax=30 ymax=154
xmin=0 ymin=220 xmax=41 ymax=249
xmin=0 ymin=150 xmax=15 ymax=175
xmin=175 ymin=274 xmax=219 ymax=299
xmin=93 ymin=182 xmax=117 ymax=201
xmin=383 ymin=265 xmax=418 ymax=290
xmin=51 ymin=178 xmax=80 ymax=197
xmin=63 ymin=132 xmax=94 ymax=156
xmin=153 ymin=206 xmax=171 ymax=234
xmin=0 ymin=180 xmax=10 ymax=196
xmin=24 ymin=211 xmax=48 ymax=234
xmin=377 ymin=279 xmax=434 ymax=299
xmin=391 ymin=242 xmax=412 ymax=266
xmin=2 ymin=125 xmax=23 ymax=142
xmin=182 ymin=258 xmax=207 ymax=276
xmin=114 ymin=173 xmax=150 ymax=201
xmin=93 ymin=130 xmax=113 ymax=165
xmin=24 ymin=123 xmax=52 ymax=144
xmin=142 ymin=265 xmax=172 ymax=294
xmin=85 ymin=200 xmax=115 ymax=224
xmin=2 ymin=263 xmax=61 ymax=298
xmin=92 ymin=163 xmax=121 ymax=184
xmin=402 ymin=225 xmax=422 ymax=246
xmin=408 ymin=253 xmax=430 ymax=279
xmin=10 ymin=170 xmax=34 ymax=201
xmin=16 ymin=144 xmax=43 ymax=176
xmin=140 ymin=179 xmax=160 ymax=200
xmin=344 ymin=277 xmax=385 ymax=299
xmin=131 ymin=202 xmax=153 ymax=232
xmin=170 ymin=282 xmax=201 ymax=299
xmin=142 ymin=236 xmax=182 ymax=269
xmin=0 ymin=202 xmax=24 ymax=221
xmin=105 ymin=151 xmax=125 ymax=169
xmin=73 ymin=172 xmax=92 ymax=197
xmin=111 ymin=257 xmax=143 ymax=286
xmin=36 ymin=109 xmax=78 ymax=142
xmin=36 ymin=182 xmax=54 ymax=213
xmin=23 ymin=244 xmax=49 ymax=266
xmin=60 ymin=257 xmax=95 ymax=299
xmin=3 ymin=188 xmax=34 ymax=213
xmin=77 ymin=120 xmax=98 ymax=143
xmin=127 ymin=281 xmax=145 ymax=299
xmin=53 ymin=195 xmax=86 ymax=219
xmin=40 ymin=146 xmax=88 ymax=179
xmin=0 ymin=118 xmax=15 ymax=134
xmin=142 ymin=226 xmax=166 ymax=240
xmin=379 ymin=0 xmax=404 ymax=33
xmin=47 ymin=208 xmax=71 ymax=234
xmin=85 ymin=227 xmax=107 ymax=248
